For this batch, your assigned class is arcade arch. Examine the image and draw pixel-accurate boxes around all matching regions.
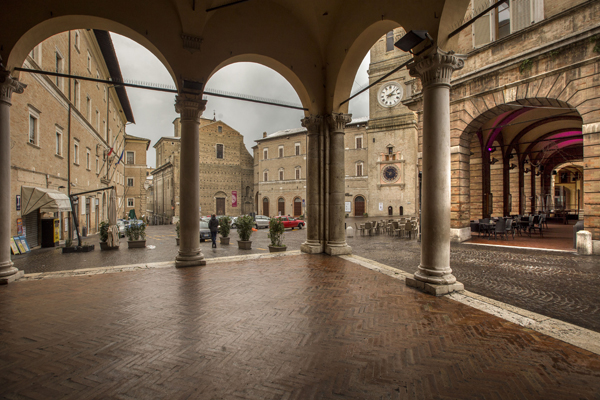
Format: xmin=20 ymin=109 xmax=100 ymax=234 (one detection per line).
xmin=459 ymin=100 xmax=583 ymax=229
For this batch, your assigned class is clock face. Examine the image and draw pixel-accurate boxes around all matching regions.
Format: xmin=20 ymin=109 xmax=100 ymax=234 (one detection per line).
xmin=382 ymin=165 xmax=399 ymax=183
xmin=377 ymin=82 xmax=403 ymax=107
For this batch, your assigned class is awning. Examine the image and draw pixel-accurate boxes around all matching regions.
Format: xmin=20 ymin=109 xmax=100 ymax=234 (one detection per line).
xmin=21 ymin=186 xmax=72 ymax=215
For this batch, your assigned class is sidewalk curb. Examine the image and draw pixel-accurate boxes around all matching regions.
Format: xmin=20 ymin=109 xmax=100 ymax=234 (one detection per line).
xmin=19 ymin=250 xmax=303 ymax=281
xmin=341 ymin=254 xmax=600 ymax=356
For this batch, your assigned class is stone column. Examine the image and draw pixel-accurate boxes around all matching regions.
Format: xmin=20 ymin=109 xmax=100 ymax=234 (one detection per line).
xmin=0 ymin=69 xmax=26 ymax=284
xmin=175 ymin=94 xmax=206 ymax=268
xmin=325 ymin=113 xmax=352 ymax=255
xmin=405 ymin=49 xmax=465 ymax=296
xmin=300 ymin=115 xmax=324 ymax=254
xmin=583 ymin=122 xmax=600 ymax=254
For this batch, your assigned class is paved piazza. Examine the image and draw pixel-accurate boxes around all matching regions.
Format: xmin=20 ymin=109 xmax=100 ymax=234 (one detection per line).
xmin=12 ymin=222 xmax=600 ymax=334
xmin=2 ymin=254 xmax=600 ymax=399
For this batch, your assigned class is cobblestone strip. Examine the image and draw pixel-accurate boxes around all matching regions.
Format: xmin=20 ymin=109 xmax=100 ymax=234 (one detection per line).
xmin=341 ymin=254 xmax=600 ymax=356
xmin=18 ymin=250 xmax=303 ymax=281
xmin=462 ymin=242 xmax=575 ymax=253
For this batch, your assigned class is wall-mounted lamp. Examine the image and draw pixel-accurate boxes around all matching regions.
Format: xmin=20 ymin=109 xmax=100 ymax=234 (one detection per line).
xmin=509 ymin=164 xmax=516 ymax=170
xmin=524 ymin=168 xmax=531 ymax=173
xmin=488 ymin=146 xmax=497 ymax=153
xmin=552 ymin=170 xmax=558 ymax=176
xmin=508 ymin=154 xmax=514 ymax=159
xmin=470 ymin=151 xmax=474 ymax=156
xmin=490 ymin=157 xmax=499 ymax=165
xmin=394 ymin=30 xmax=433 ymax=55
xmin=523 ymin=159 xmax=529 ymax=165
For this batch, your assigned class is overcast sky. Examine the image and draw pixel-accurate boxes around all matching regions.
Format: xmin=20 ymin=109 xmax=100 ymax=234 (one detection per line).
xmin=110 ymin=33 xmax=370 ymax=168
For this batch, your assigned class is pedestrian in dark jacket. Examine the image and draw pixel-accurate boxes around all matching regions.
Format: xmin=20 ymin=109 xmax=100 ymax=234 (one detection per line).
xmin=208 ymin=214 xmax=219 ymax=248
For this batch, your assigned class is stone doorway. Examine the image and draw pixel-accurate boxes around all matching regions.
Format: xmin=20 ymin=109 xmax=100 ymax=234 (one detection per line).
xmin=294 ymin=197 xmax=302 ymax=216
xmin=263 ymin=197 xmax=269 ymax=216
xmin=278 ymin=198 xmax=285 ymax=216
xmin=354 ymin=196 xmax=365 ymax=217
xmin=216 ymin=198 xmax=225 ymax=215
xmin=388 ymin=206 xmax=393 ymax=216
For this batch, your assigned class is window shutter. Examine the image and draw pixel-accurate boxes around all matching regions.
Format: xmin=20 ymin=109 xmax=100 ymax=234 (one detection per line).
xmin=473 ymin=0 xmax=493 ymax=48
xmin=532 ymin=0 xmax=544 ymax=23
xmin=511 ymin=0 xmax=532 ymax=32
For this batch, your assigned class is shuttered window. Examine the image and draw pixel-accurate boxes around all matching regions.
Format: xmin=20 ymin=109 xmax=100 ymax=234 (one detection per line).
xmin=473 ymin=0 xmax=493 ymax=48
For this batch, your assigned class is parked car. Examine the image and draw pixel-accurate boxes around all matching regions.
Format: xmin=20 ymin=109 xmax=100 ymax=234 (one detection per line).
xmin=254 ymin=215 xmax=270 ymax=229
xmin=230 ymin=216 xmax=238 ymax=228
xmin=116 ymin=220 xmax=128 ymax=237
xmin=199 ymin=220 xmax=212 ymax=242
xmin=277 ymin=216 xmax=305 ymax=230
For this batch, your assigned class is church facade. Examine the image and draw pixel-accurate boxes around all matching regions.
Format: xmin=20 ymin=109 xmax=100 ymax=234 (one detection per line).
xmin=152 ymin=117 xmax=254 ymax=223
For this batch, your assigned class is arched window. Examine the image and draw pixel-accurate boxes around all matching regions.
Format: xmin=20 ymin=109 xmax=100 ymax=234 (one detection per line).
xmin=262 ymin=197 xmax=270 ymax=216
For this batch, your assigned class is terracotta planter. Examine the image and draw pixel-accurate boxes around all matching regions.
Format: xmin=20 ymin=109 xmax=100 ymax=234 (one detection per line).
xmin=237 ymin=240 xmax=252 ymax=250
xmin=220 ymin=237 xmax=230 ymax=245
xmin=268 ymin=245 xmax=287 ymax=253
xmin=100 ymin=242 xmax=119 ymax=251
xmin=127 ymin=240 xmax=146 ymax=248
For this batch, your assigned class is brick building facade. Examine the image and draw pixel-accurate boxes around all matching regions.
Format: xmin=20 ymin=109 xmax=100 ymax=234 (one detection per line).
xmin=10 ymin=30 xmax=133 ymax=247
xmin=152 ymin=117 xmax=254 ymax=223
xmin=123 ymin=134 xmax=151 ymax=221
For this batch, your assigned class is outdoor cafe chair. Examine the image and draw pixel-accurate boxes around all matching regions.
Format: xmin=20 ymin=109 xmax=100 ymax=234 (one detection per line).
xmin=505 ymin=218 xmax=515 ymax=239
xmin=493 ymin=218 xmax=507 ymax=240
xmin=364 ymin=222 xmax=372 ymax=236
xmin=354 ymin=222 xmax=364 ymax=236
xmin=529 ymin=216 xmax=543 ymax=237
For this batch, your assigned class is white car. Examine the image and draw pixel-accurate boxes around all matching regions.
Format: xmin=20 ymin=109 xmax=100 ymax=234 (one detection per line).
xmin=254 ymin=215 xmax=270 ymax=229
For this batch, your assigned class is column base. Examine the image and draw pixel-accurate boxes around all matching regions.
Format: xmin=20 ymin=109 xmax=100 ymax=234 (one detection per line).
xmin=175 ymin=251 xmax=206 ymax=268
xmin=450 ymin=227 xmax=471 ymax=243
xmin=406 ymin=276 xmax=464 ymax=296
xmin=300 ymin=240 xmax=323 ymax=254
xmin=0 ymin=269 xmax=24 ymax=285
xmin=325 ymin=241 xmax=352 ymax=256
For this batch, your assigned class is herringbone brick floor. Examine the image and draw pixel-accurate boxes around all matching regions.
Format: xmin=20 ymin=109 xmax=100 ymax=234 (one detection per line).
xmin=1 ymin=254 xmax=599 ymax=399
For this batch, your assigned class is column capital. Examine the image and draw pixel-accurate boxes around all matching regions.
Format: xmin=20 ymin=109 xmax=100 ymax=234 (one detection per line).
xmin=175 ymin=93 xmax=206 ymax=122
xmin=301 ymin=115 xmax=323 ymax=136
xmin=327 ymin=113 xmax=352 ymax=133
xmin=408 ymin=48 xmax=465 ymax=89
xmin=0 ymin=69 xmax=26 ymax=106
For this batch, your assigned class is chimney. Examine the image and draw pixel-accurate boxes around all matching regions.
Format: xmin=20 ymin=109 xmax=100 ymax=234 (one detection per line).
xmin=263 ymin=132 xmax=267 ymax=138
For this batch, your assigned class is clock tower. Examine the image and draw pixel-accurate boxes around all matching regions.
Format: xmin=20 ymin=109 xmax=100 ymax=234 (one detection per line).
xmin=366 ymin=27 xmax=419 ymax=217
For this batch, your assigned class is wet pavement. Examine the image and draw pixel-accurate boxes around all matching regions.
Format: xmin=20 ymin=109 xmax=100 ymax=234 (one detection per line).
xmin=2 ymin=254 xmax=600 ymax=399
xmin=11 ymin=220 xmax=600 ymax=333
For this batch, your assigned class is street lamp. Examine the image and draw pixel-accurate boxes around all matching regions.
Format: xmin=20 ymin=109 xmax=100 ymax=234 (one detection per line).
xmin=394 ymin=30 xmax=433 ymax=55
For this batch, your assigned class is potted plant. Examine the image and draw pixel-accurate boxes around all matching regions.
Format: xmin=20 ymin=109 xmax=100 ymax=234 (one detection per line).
xmin=126 ymin=221 xmax=147 ymax=248
xmin=99 ymin=220 xmax=118 ymax=250
xmin=218 ymin=216 xmax=231 ymax=245
xmin=236 ymin=214 xmax=254 ymax=250
xmin=268 ymin=217 xmax=286 ymax=252
xmin=176 ymin=221 xmax=180 ymax=245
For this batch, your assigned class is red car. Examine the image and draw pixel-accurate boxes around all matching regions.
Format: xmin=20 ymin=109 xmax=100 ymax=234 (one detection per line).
xmin=277 ymin=216 xmax=305 ymax=230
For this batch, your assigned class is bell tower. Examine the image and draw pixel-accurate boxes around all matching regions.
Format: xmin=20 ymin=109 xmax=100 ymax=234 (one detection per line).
xmin=366 ymin=27 xmax=419 ymax=217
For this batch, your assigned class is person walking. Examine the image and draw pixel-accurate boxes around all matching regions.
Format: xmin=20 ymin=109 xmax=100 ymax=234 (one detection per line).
xmin=209 ymin=214 xmax=219 ymax=248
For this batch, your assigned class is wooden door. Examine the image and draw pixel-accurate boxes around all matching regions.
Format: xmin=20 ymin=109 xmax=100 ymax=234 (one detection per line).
xmin=216 ymin=198 xmax=225 ymax=215
xmin=278 ymin=198 xmax=285 ymax=216
xmin=354 ymin=196 xmax=365 ymax=216
xmin=263 ymin=198 xmax=269 ymax=216
xmin=294 ymin=198 xmax=302 ymax=216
